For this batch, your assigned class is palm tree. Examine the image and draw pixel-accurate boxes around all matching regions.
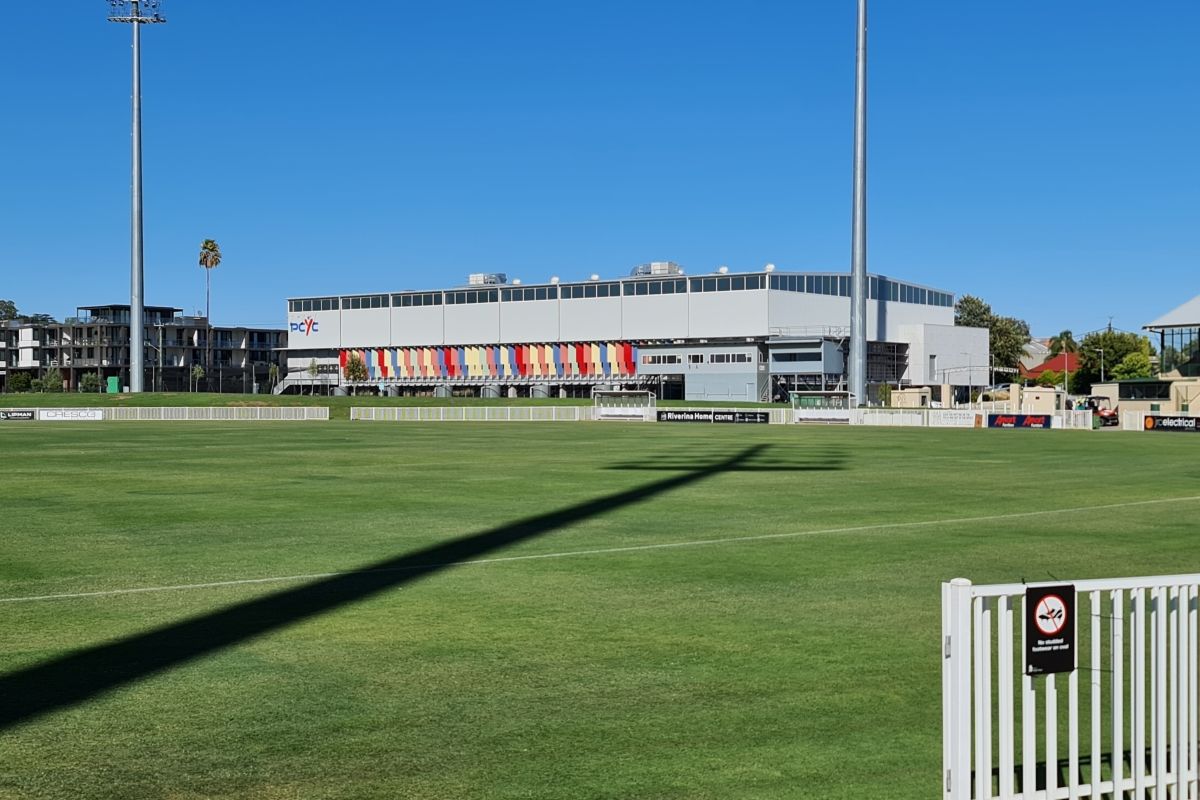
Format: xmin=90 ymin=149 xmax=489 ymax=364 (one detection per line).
xmin=1048 ymin=330 xmax=1077 ymax=356
xmin=198 ymin=239 xmax=222 ymax=391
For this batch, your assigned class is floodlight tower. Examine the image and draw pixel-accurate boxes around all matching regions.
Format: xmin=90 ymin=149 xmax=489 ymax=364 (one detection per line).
xmin=107 ymin=0 xmax=165 ymax=393
xmin=848 ymin=0 xmax=868 ymax=407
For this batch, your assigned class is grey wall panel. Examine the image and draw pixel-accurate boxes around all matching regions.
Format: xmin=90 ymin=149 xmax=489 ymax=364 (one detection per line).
xmin=339 ymin=309 xmax=391 ymax=348
xmin=443 ymin=304 xmax=500 ymax=345
xmin=683 ymin=372 xmax=759 ymax=401
xmin=391 ymin=307 xmax=445 ymax=346
xmin=687 ymin=291 xmax=769 ymax=338
xmin=767 ymin=292 xmax=851 ymax=334
xmin=287 ymin=309 xmax=342 ymax=349
xmin=879 ymin=302 xmax=953 ymax=341
xmin=498 ymin=301 xmax=560 ymax=343
xmin=559 ymin=298 xmax=622 ymax=341
xmin=621 ymin=295 xmax=689 ymax=339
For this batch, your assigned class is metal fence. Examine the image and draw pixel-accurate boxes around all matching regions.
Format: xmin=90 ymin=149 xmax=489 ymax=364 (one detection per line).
xmin=942 ymin=575 xmax=1198 ymax=800
xmin=849 ymin=409 xmax=1093 ymax=429
xmin=105 ymin=407 xmax=329 ymax=421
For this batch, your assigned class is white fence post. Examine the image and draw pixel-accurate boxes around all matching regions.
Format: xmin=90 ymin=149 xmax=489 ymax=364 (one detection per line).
xmin=945 ymin=577 xmax=973 ymax=800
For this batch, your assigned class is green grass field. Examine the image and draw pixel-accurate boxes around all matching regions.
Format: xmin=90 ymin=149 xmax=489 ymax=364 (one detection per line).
xmin=1 ymin=420 xmax=1197 ymax=799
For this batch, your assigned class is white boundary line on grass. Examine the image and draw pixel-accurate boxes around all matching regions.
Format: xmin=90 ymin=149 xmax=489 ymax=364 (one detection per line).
xmin=3 ymin=494 xmax=1199 ymax=605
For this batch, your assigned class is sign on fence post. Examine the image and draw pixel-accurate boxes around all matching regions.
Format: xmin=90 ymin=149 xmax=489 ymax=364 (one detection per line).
xmin=1024 ymin=584 xmax=1076 ymax=675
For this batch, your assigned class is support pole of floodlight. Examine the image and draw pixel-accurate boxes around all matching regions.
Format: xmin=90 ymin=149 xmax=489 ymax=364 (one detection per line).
xmin=107 ymin=0 xmax=165 ymax=392
xmin=848 ymin=0 xmax=868 ymax=407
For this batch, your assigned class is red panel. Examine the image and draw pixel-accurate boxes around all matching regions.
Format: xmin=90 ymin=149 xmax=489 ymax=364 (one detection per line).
xmin=339 ymin=350 xmax=348 ymax=369
xmin=516 ymin=345 xmax=527 ymax=377
xmin=575 ymin=343 xmax=587 ymax=376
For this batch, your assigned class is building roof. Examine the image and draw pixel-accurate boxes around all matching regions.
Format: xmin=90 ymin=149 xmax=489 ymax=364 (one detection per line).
xmin=1145 ymin=295 xmax=1200 ymax=330
xmin=1020 ymin=352 xmax=1079 ymax=378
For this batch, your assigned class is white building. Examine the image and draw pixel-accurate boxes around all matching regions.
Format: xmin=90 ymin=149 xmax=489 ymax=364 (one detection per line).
xmin=282 ymin=263 xmax=988 ymax=402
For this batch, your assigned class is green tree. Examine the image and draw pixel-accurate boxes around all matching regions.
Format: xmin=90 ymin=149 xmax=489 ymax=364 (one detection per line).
xmin=307 ymin=359 xmax=319 ymax=395
xmin=344 ymin=354 xmax=368 ymax=393
xmin=1048 ymin=330 xmax=1078 ymax=356
xmin=20 ymin=313 xmax=55 ymax=325
xmin=0 ymin=300 xmax=17 ymax=321
xmin=199 ymin=239 xmax=222 ymax=379
xmin=191 ymin=364 xmax=206 ymax=393
xmin=953 ymin=295 xmax=992 ymax=329
xmin=1110 ymin=352 xmax=1153 ymax=381
xmin=1037 ymin=369 xmax=1062 ymax=388
xmin=989 ymin=316 xmax=1031 ymax=372
xmin=267 ymin=363 xmax=279 ymax=390
xmin=7 ymin=372 xmax=31 ymax=392
xmin=78 ymin=373 xmax=102 ymax=393
xmin=41 ymin=368 xmax=64 ymax=393
xmin=1074 ymin=330 xmax=1155 ymax=391
xmin=954 ymin=295 xmax=1030 ymax=373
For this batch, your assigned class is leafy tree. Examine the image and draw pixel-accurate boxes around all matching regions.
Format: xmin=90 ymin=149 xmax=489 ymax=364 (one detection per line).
xmin=0 ymin=300 xmax=17 ymax=321
xmin=198 ymin=239 xmax=223 ymax=323
xmin=1048 ymin=330 xmax=1078 ymax=356
xmin=190 ymin=364 xmax=206 ymax=392
xmin=1036 ymin=370 xmax=1062 ymax=388
xmin=267 ymin=363 xmax=279 ymax=389
xmin=989 ymin=316 xmax=1031 ymax=372
xmin=30 ymin=378 xmax=44 ymax=393
xmin=21 ymin=313 xmax=56 ymax=325
xmin=307 ymin=359 xmax=319 ymax=395
xmin=79 ymin=373 xmax=102 ymax=393
xmin=954 ymin=295 xmax=1030 ymax=373
xmin=877 ymin=383 xmax=892 ymax=407
xmin=344 ymin=354 xmax=368 ymax=393
xmin=954 ymin=295 xmax=992 ymax=329
xmin=1110 ymin=352 xmax=1153 ymax=381
xmin=1073 ymin=330 xmax=1155 ymax=391
xmin=7 ymin=372 xmax=31 ymax=392
xmin=41 ymin=368 xmax=64 ymax=393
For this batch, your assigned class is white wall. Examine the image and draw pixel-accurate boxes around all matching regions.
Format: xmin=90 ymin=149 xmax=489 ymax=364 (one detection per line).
xmin=901 ymin=323 xmax=989 ymax=386
xmin=340 ymin=308 xmax=390 ymax=348
xmin=443 ymin=304 xmax=500 ymax=346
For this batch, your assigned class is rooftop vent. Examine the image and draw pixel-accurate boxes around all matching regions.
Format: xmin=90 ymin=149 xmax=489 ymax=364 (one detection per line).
xmin=630 ymin=261 xmax=683 ymax=277
xmin=467 ymin=272 xmax=508 ymax=286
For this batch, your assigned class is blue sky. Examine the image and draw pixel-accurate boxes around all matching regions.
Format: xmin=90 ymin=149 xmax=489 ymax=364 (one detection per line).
xmin=1 ymin=1 xmax=1196 ymax=335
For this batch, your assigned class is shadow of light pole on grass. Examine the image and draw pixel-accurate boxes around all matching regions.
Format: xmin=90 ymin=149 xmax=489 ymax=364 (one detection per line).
xmin=0 ymin=443 xmax=841 ymax=731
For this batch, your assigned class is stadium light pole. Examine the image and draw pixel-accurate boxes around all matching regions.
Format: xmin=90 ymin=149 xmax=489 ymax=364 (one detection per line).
xmin=107 ymin=0 xmax=165 ymax=393
xmin=848 ymin=0 xmax=868 ymax=407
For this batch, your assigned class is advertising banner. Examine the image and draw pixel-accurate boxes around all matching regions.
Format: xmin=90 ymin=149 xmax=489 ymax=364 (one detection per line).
xmin=657 ymin=410 xmax=770 ymax=424
xmin=1143 ymin=415 xmax=1199 ymax=433
xmin=988 ymin=414 xmax=1052 ymax=429
xmin=37 ymin=409 xmax=105 ymax=422
xmin=0 ymin=410 xmax=35 ymax=421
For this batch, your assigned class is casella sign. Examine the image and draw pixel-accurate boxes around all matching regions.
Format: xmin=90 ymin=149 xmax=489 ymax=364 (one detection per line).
xmin=37 ymin=409 xmax=105 ymax=422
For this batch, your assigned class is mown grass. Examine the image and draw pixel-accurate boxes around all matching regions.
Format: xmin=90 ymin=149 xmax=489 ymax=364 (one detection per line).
xmin=0 ymin=422 xmax=1196 ymax=799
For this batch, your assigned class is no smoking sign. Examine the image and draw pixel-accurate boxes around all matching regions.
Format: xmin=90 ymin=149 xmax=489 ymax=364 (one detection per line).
xmin=1025 ymin=585 xmax=1076 ymax=675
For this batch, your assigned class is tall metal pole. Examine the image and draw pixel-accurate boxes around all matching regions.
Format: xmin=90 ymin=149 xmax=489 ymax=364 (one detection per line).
xmin=848 ymin=0 xmax=868 ymax=407
xmin=130 ymin=8 xmax=144 ymax=392
xmin=109 ymin=0 xmax=164 ymax=391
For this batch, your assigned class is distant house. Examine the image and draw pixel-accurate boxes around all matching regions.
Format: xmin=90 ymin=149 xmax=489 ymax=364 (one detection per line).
xmin=1019 ymin=352 xmax=1080 ymax=383
xmin=1020 ymin=338 xmax=1051 ymax=371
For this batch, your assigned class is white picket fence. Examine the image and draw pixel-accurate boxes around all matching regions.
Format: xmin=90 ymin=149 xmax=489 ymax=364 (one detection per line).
xmin=850 ymin=409 xmax=1093 ymax=429
xmin=943 ymin=575 xmax=1199 ymax=800
xmin=105 ymin=407 xmax=329 ymax=421
xmin=349 ymin=406 xmax=794 ymax=423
